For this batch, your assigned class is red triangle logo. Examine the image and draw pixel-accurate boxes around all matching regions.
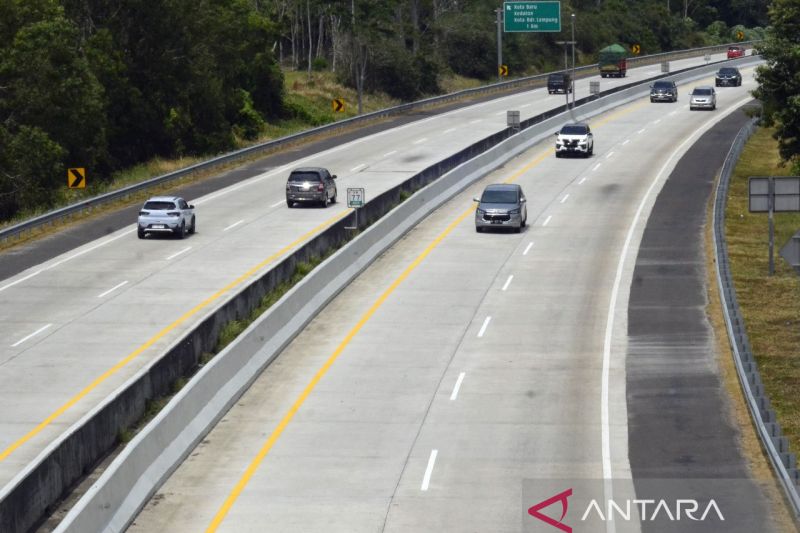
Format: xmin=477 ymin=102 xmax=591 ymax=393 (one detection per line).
xmin=528 ymin=488 xmax=573 ymax=532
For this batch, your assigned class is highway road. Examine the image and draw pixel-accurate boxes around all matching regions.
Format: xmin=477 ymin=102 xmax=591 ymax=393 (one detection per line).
xmin=0 ymin=50 xmax=743 ymax=494
xmin=126 ymin=67 xmax=782 ymax=532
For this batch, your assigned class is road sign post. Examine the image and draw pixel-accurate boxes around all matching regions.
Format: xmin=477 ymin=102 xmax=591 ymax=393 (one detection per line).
xmin=346 ymin=187 xmax=365 ymax=229
xmin=749 ymin=176 xmax=800 ymax=275
xmin=503 ymin=1 xmax=561 ymax=32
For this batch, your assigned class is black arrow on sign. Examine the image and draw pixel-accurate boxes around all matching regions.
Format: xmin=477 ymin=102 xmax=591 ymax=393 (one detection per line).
xmin=69 ymin=168 xmax=85 ymax=188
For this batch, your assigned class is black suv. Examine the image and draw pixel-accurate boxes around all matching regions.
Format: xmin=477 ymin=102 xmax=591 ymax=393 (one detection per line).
xmin=715 ymin=67 xmax=742 ymax=87
xmin=649 ymin=80 xmax=678 ymax=103
xmin=286 ymin=167 xmax=338 ymax=208
xmin=547 ymin=72 xmax=572 ymax=94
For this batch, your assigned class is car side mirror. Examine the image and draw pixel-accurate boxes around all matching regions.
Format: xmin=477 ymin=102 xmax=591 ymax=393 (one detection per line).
xmin=521 ymin=198 xmax=527 ymax=203
xmin=332 ymin=175 xmax=337 ymax=179
xmin=649 ymin=84 xmax=653 ymax=88
xmin=554 ymin=132 xmax=560 ymax=136
xmin=473 ymin=197 xmax=480 ymax=203
xmin=189 ymin=205 xmax=195 ymax=209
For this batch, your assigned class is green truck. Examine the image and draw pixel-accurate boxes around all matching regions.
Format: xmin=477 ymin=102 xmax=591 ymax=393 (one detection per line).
xmin=598 ymin=44 xmax=627 ymax=78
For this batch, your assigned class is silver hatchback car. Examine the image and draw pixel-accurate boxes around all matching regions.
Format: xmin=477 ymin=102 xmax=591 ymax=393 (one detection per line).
xmin=137 ymin=196 xmax=196 ymax=239
xmin=474 ymin=184 xmax=528 ymax=233
xmin=689 ymin=86 xmax=716 ymax=110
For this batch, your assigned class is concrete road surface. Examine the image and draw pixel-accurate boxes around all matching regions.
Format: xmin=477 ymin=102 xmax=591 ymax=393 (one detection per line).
xmin=128 ymin=68 xmax=780 ymax=532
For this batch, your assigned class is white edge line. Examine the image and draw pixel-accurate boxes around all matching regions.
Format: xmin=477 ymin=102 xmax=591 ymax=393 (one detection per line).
xmin=166 ymin=247 xmax=192 ymax=261
xmin=98 ymin=280 xmax=129 ymax=299
xmin=501 ymin=275 xmax=514 ymax=291
xmin=450 ymin=372 xmax=466 ymax=401
xmin=542 ymin=215 xmax=552 ymax=227
xmin=48 ymin=229 xmax=136 ymax=270
xmin=223 ymin=220 xmax=245 ymax=231
xmin=477 ymin=316 xmax=492 ymax=338
xmin=11 ymin=323 xmax=52 ymax=347
xmin=0 ymin=270 xmax=43 ymax=294
xmin=523 ymin=242 xmax=534 ymax=255
xmin=599 ymin=94 xmax=755 ymax=492
xmin=421 ymin=449 xmax=438 ymax=491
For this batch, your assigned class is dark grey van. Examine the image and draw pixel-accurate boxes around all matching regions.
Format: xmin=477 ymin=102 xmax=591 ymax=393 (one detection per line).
xmin=547 ymin=72 xmax=572 ymax=94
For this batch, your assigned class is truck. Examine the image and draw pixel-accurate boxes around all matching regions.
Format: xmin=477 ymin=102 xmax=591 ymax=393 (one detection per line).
xmin=598 ymin=44 xmax=627 ymax=78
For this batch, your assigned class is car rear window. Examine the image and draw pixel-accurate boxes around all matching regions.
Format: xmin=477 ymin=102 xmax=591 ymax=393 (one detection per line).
xmin=481 ymin=190 xmax=518 ymax=204
xmin=143 ymin=201 xmax=176 ymax=210
xmin=560 ymin=125 xmax=588 ymax=135
xmin=653 ymin=81 xmax=673 ymax=89
xmin=289 ymin=172 xmax=322 ymax=182
xmin=693 ymin=88 xmax=712 ymax=95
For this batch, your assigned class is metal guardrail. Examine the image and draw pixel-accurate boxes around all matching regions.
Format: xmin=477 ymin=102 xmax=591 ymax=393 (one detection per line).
xmin=712 ymin=118 xmax=800 ymax=517
xmin=0 ymin=41 xmax=756 ymax=244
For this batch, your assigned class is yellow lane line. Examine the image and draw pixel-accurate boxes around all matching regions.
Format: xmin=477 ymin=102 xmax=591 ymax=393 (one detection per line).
xmin=0 ymin=210 xmax=350 ymax=462
xmin=207 ymin=147 xmax=554 ymax=532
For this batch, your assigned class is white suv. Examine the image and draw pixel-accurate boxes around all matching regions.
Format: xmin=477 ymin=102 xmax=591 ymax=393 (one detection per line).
xmin=137 ymin=196 xmax=196 ymax=239
xmin=555 ymin=123 xmax=594 ymax=158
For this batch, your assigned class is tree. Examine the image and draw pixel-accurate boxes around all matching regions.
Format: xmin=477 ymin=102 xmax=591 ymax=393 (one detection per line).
xmin=752 ymin=0 xmax=800 ymax=169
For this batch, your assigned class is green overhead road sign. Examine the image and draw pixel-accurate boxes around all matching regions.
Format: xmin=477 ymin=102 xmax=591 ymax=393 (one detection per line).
xmin=504 ymin=1 xmax=561 ymax=32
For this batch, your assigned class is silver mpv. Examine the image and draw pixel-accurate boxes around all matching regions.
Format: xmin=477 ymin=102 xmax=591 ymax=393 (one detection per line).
xmin=474 ymin=184 xmax=528 ymax=233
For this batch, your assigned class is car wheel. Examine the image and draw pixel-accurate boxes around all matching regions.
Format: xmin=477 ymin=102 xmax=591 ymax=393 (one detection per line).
xmin=555 ymin=152 xmax=561 ymax=158
xmin=189 ymin=216 xmax=196 ymax=234
xmin=321 ymin=194 xmax=329 ymax=208
xmin=514 ymin=224 xmax=521 ymax=234
xmin=137 ymin=228 xmax=145 ymax=239
xmin=331 ymin=189 xmax=337 ymax=204
xmin=287 ymin=199 xmax=294 ymax=208
xmin=521 ymin=217 xmax=527 ymax=228
xmin=476 ymin=226 xmax=483 ymax=233
xmin=176 ymin=221 xmax=185 ymax=239
xmin=589 ymin=145 xmax=594 ymax=156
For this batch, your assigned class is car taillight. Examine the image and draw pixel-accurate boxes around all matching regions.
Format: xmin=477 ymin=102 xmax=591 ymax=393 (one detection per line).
xmin=167 ymin=211 xmax=180 ymax=217
xmin=139 ymin=211 xmax=149 ymax=216
xmin=317 ymin=183 xmax=324 ymax=191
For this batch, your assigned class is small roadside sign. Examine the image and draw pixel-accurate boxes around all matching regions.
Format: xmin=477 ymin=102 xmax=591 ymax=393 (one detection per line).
xmin=332 ymin=98 xmax=345 ymax=113
xmin=736 ymin=30 xmax=745 ymax=41
xmin=631 ymin=44 xmax=641 ymax=55
xmin=499 ymin=65 xmax=509 ymax=77
xmin=347 ymin=187 xmax=365 ymax=208
xmin=67 ymin=168 xmax=86 ymax=189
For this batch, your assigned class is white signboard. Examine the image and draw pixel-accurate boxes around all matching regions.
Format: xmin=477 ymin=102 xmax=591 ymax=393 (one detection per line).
xmin=347 ymin=187 xmax=365 ymax=208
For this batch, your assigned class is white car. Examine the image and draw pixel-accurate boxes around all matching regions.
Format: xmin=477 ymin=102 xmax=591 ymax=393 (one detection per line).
xmin=137 ymin=196 xmax=196 ymax=239
xmin=689 ymin=86 xmax=717 ymax=110
xmin=555 ymin=123 xmax=594 ymax=158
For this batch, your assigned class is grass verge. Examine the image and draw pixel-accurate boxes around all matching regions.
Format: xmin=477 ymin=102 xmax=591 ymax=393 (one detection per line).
xmin=725 ymin=126 xmax=800 ymax=456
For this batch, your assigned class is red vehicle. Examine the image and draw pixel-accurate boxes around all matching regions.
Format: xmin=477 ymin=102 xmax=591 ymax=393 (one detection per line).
xmin=727 ymin=46 xmax=745 ymax=59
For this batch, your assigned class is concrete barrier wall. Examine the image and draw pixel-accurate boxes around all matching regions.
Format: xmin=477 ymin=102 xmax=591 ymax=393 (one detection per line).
xmin=0 ymin=55 xmax=760 ymax=533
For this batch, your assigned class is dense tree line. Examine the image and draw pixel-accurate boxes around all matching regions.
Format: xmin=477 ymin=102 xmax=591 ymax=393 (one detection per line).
xmin=0 ymin=0 xmax=770 ymax=222
xmin=0 ymin=0 xmax=284 ymax=220
xmin=753 ymin=0 xmax=800 ymax=171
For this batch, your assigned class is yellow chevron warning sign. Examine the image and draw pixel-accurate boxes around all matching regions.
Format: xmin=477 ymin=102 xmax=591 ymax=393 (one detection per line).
xmin=67 ymin=168 xmax=86 ymax=189
xmin=332 ymin=98 xmax=345 ymax=113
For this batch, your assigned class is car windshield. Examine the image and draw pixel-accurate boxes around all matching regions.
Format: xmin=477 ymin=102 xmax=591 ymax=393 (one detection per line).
xmin=653 ymin=82 xmax=673 ymax=89
xmin=481 ymin=189 xmax=518 ymax=204
xmin=143 ymin=201 xmax=176 ymax=210
xmin=561 ymin=125 xmax=588 ymax=135
xmin=289 ymin=172 xmax=321 ymax=182
xmin=693 ymin=88 xmax=712 ymax=95
xmin=719 ymin=68 xmax=738 ymax=75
